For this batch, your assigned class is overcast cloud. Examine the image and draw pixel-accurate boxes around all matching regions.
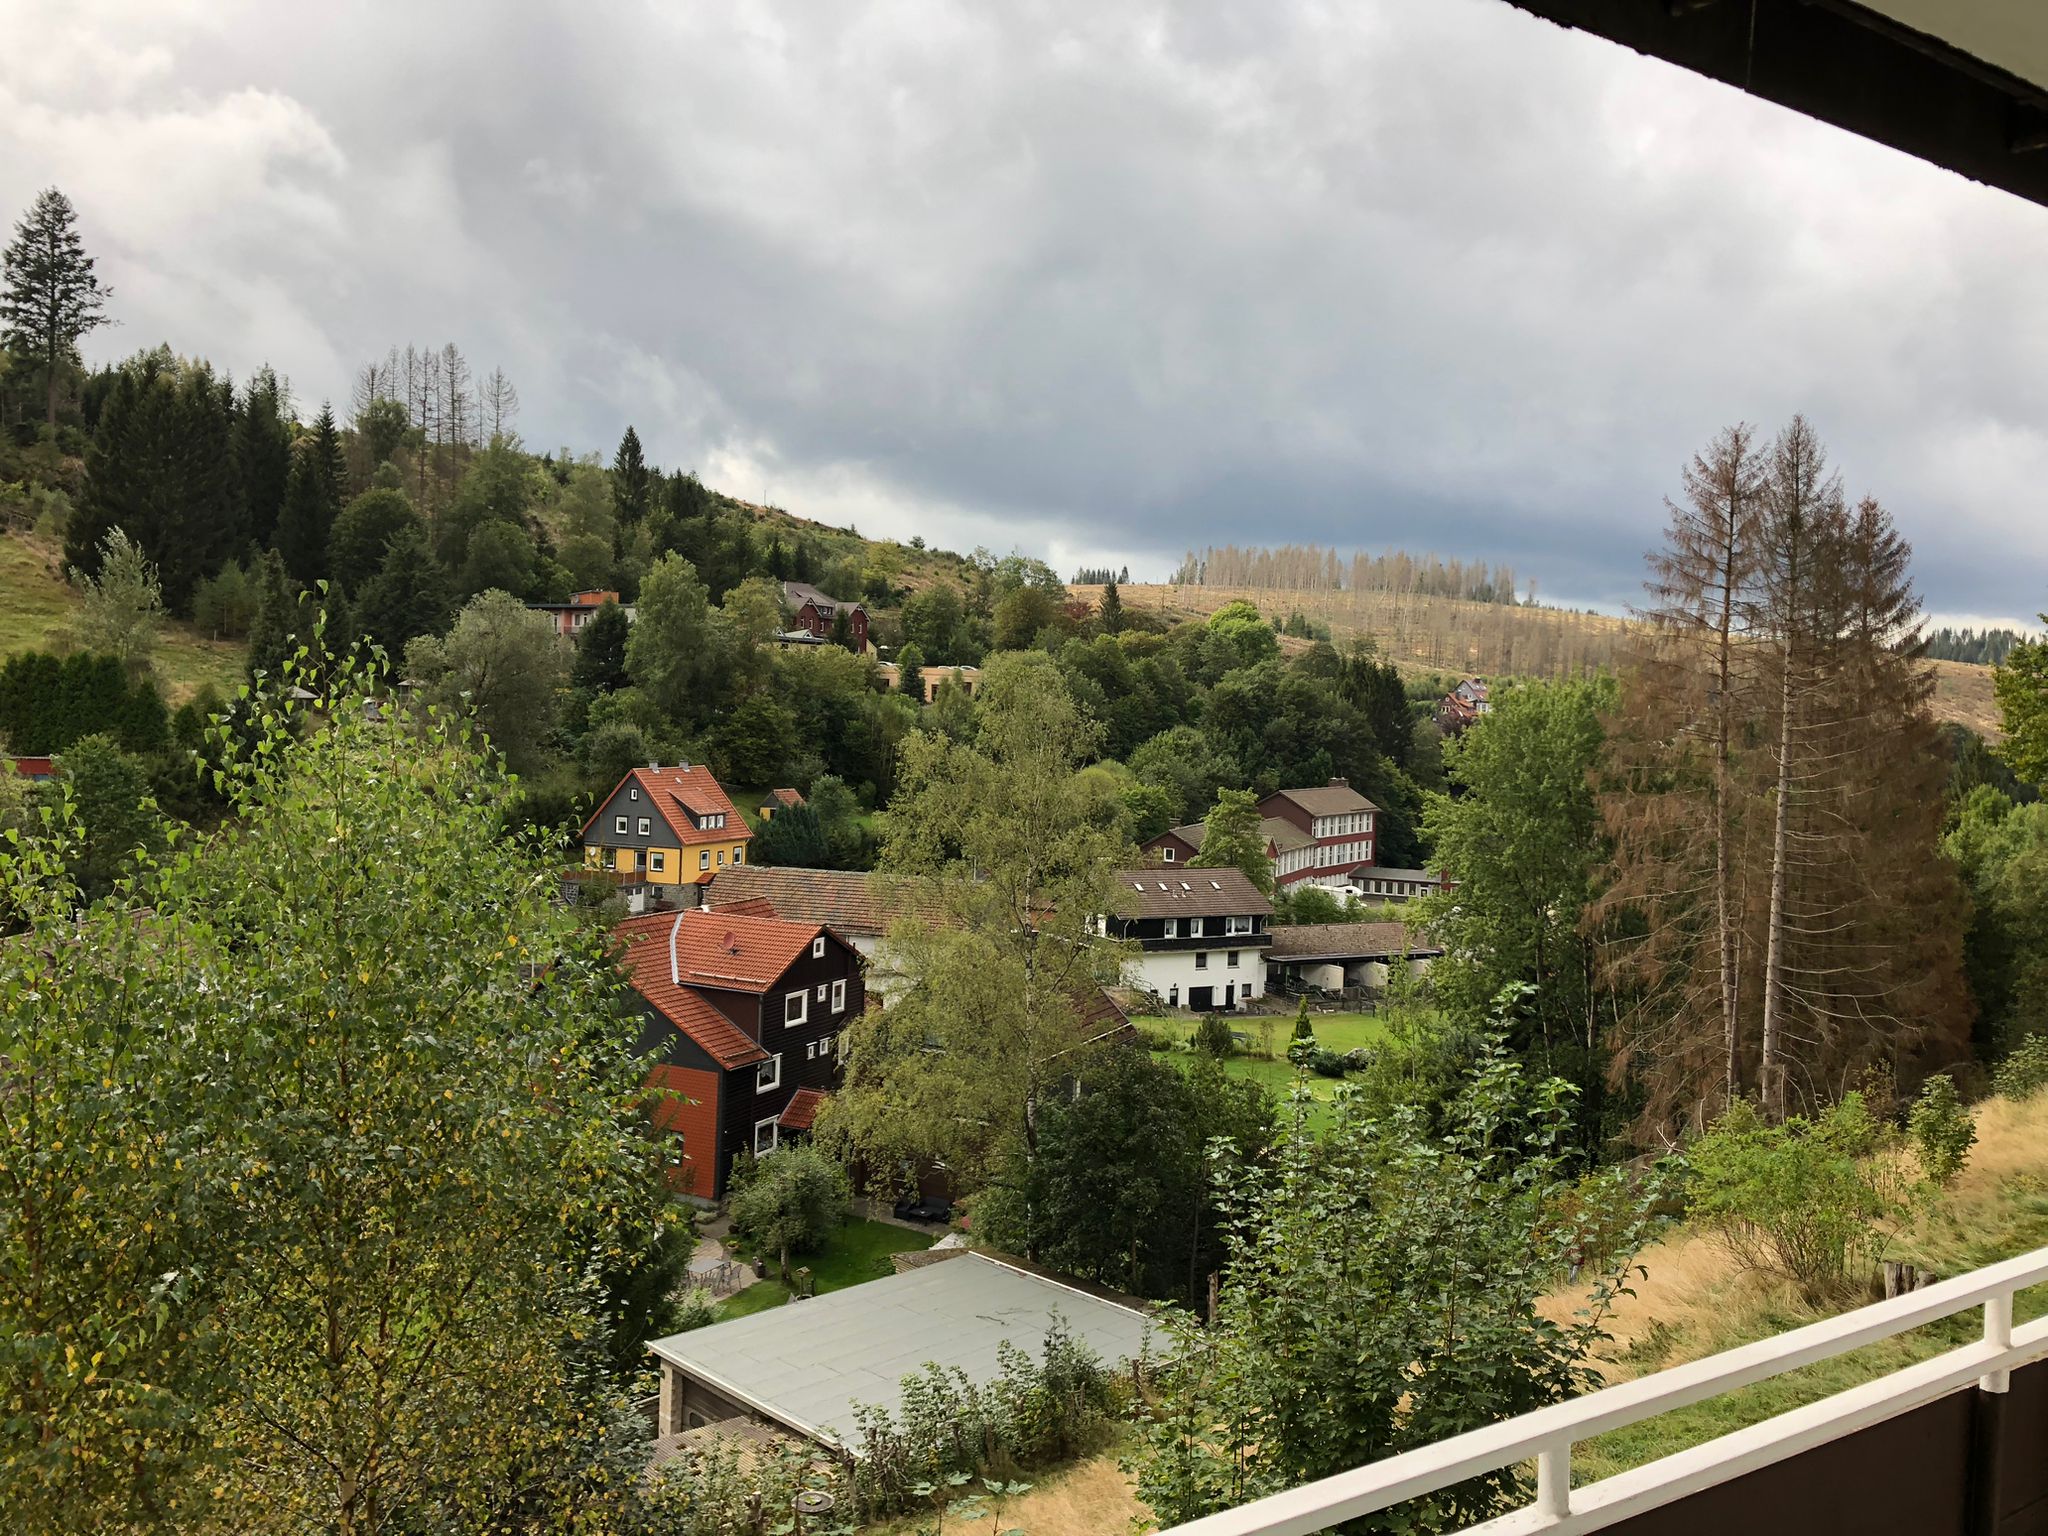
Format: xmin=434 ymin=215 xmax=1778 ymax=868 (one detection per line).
xmin=5 ymin=0 xmax=2047 ymax=621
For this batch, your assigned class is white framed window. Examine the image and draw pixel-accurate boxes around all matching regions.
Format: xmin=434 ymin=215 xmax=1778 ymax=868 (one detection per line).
xmin=717 ymin=849 xmax=727 ymax=867
xmin=757 ymin=1054 xmax=781 ymax=1092
xmin=1227 ymin=950 xmax=1240 ymax=968
xmin=820 ymin=1032 xmax=834 ymax=1056
xmin=1226 ymin=915 xmax=1252 ymax=935
xmin=614 ymin=815 xmax=628 ymax=835
xmin=734 ymin=847 xmax=743 ymax=864
xmin=699 ymin=850 xmax=710 ymax=871
xmin=830 ymin=978 xmax=846 ymax=1013
xmin=806 ymin=1041 xmax=818 ymax=1060
xmin=816 ymin=983 xmax=827 ymax=1001
xmin=650 ymin=851 xmax=665 ymax=872
xmin=630 ymin=786 xmax=640 ymax=801
xmin=637 ymin=816 xmax=651 ymax=835
xmin=1194 ymin=951 xmax=1208 ymax=970
xmin=785 ymin=990 xmax=807 ymax=1026
xmin=1162 ymin=846 xmax=1176 ymax=863
xmin=812 ymin=936 xmax=826 ymax=959
xmin=1162 ymin=918 xmax=1178 ymax=939
xmin=754 ymin=1118 xmax=779 ymax=1155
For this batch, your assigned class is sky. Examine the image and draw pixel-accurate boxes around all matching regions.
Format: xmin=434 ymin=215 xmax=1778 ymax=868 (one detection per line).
xmin=5 ymin=0 xmax=2047 ymax=625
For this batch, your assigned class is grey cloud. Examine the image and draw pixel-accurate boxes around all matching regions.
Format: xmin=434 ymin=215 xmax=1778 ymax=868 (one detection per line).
xmin=5 ymin=0 xmax=2046 ymax=619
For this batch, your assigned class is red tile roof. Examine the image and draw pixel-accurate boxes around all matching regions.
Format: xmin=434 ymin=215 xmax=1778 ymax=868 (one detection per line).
xmin=613 ymin=909 xmax=835 ymax=1069
xmin=705 ymin=866 xmax=949 ymax=937
xmin=778 ymin=1087 xmax=828 ymax=1131
xmin=8 ymin=756 xmax=55 ymax=779
xmin=583 ymin=765 xmax=751 ymax=848
xmin=768 ymin=787 xmax=805 ymax=809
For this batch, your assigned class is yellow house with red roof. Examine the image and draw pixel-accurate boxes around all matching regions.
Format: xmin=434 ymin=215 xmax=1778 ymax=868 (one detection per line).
xmin=581 ymin=762 xmax=752 ymax=889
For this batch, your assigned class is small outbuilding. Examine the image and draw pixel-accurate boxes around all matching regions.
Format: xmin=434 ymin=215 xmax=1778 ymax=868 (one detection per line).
xmin=647 ymin=1251 xmax=1155 ymax=1451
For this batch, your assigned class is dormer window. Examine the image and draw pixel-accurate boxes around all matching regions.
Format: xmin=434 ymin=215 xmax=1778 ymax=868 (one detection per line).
xmin=1162 ymin=846 xmax=1176 ymax=863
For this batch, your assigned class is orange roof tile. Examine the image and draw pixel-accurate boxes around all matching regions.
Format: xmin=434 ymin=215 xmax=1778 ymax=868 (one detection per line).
xmin=582 ymin=765 xmax=752 ymax=849
xmin=613 ymin=911 xmax=821 ymax=1069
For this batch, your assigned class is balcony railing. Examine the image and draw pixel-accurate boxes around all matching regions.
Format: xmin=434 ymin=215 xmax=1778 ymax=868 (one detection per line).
xmin=1156 ymin=1244 xmax=2048 ymax=1536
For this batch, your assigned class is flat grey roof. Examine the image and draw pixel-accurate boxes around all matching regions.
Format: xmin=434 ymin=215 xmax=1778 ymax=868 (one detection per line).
xmin=646 ymin=1252 xmax=1156 ymax=1450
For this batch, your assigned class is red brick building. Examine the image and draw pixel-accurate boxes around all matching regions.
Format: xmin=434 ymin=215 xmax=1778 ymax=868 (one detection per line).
xmin=782 ymin=581 xmax=869 ymax=652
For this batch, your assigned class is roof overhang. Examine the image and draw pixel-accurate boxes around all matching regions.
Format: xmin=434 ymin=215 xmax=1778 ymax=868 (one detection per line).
xmin=1500 ymin=0 xmax=2048 ymax=208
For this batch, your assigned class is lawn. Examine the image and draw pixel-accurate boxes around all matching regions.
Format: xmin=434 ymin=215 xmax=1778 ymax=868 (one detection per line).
xmin=1134 ymin=1010 xmax=1395 ymax=1134
xmin=714 ymin=1215 xmax=933 ymax=1320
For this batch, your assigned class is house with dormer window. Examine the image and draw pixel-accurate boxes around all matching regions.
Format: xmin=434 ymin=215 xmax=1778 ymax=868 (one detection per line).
xmin=1101 ymin=867 xmax=1273 ymax=1013
xmin=580 ymin=762 xmax=751 ymax=898
xmin=617 ymin=906 xmax=864 ymax=1200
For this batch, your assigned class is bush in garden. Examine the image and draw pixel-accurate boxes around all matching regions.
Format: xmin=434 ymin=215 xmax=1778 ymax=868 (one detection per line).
xmin=727 ymin=1144 xmax=850 ymax=1282
xmin=645 ymin=1433 xmax=854 ymax=1536
xmin=1308 ymin=1048 xmax=1348 ymax=1079
xmin=1685 ymin=1094 xmax=1905 ymax=1303
xmin=849 ymin=1315 xmax=1117 ymax=1518
xmin=1907 ymin=1075 xmax=1975 ymax=1187
xmin=1194 ymin=1013 xmax=1234 ymax=1058
xmin=1995 ymin=1034 xmax=2048 ymax=1100
xmin=1292 ymin=997 xmax=1313 ymax=1041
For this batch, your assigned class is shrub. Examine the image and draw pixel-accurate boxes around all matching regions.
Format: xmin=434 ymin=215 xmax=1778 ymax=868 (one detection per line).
xmin=646 ymin=1433 xmax=854 ymax=1536
xmin=1292 ymin=997 xmax=1314 ymax=1041
xmin=1995 ymin=1034 xmax=2048 ymax=1101
xmin=1308 ymin=1048 xmax=1348 ymax=1079
xmin=1685 ymin=1095 xmax=1905 ymax=1303
xmin=727 ymin=1144 xmax=850 ymax=1282
xmin=1194 ymin=1013 xmax=1234 ymax=1058
xmin=1907 ymin=1075 xmax=1975 ymax=1187
xmin=849 ymin=1315 xmax=1116 ymax=1518
xmin=669 ymin=1286 xmax=718 ymax=1334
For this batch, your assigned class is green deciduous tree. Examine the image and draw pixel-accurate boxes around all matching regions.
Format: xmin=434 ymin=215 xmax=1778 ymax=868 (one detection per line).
xmin=1189 ymin=786 xmax=1272 ymax=897
xmin=727 ymin=1145 xmax=850 ymax=1283
xmin=1135 ymin=1029 xmax=1653 ymax=1531
xmin=571 ymin=599 xmax=631 ymax=694
xmin=1 ymin=186 xmax=112 ymax=424
xmin=405 ymin=590 xmax=568 ymax=772
xmin=69 ymin=525 xmax=163 ymax=677
xmin=1996 ymin=626 xmax=2048 ymax=788
xmin=625 ymin=552 xmax=727 ymax=730
xmin=1419 ymin=677 xmax=1615 ymax=1146
xmin=54 ymin=730 xmax=161 ymax=900
xmin=826 ymin=655 xmax=1131 ymax=1197
xmin=326 ymin=486 xmax=425 ymax=593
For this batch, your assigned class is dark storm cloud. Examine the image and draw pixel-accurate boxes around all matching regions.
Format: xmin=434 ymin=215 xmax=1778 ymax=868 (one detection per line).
xmin=6 ymin=0 xmax=2047 ymax=619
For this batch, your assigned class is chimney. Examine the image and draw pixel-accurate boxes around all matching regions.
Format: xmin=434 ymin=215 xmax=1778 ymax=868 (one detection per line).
xmin=648 ymin=761 xmax=660 ymax=771
xmin=1329 ymin=776 xmax=1348 ymax=788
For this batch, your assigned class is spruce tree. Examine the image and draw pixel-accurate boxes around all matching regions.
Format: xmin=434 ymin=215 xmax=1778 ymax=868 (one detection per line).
xmin=233 ymin=366 xmax=294 ymax=549
xmin=1099 ymin=579 xmax=1124 ymax=635
xmin=246 ymin=550 xmax=301 ymax=683
xmin=1 ymin=187 xmax=113 ymax=424
xmin=309 ymin=403 xmax=345 ymax=505
xmin=356 ymin=527 xmax=453 ymax=660
xmin=895 ymin=642 xmax=926 ymax=702
xmin=612 ymin=426 xmax=652 ymax=526
xmin=274 ymin=444 xmax=336 ymax=586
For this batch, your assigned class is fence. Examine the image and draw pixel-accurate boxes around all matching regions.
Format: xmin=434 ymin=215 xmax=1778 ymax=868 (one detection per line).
xmin=1157 ymin=1244 xmax=2048 ymax=1536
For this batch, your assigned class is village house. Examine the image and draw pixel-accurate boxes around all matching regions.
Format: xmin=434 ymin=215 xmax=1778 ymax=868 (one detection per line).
xmin=1435 ymin=676 xmax=1491 ymax=734
xmin=781 ymin=580 xmax=870 ymax=653
xmin=1102 ymin=866 xmax=1272 ymax=1013
xmin=1142 ymin=814 xmax=1310 ymax=874
xmin=756 ymin=787 xmax=804 ymax=822
xmin=617 ymin=905 xmax=864 ymax=1200
xmin=874 ymin=660 xmax=981 ymax=703
xmin=528 ymin=588 xmax=630 ymax=637
xmin=579 ymin=762 xmax=751 ymax=903
xmin=1349 ymin=867 xmax=1450 ymax=903
xmin=1264 ymin=920 xmax=1442 ymax=996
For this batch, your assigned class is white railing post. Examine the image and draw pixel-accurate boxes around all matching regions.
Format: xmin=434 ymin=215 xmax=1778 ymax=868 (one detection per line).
xmin=1982 ymin=1290 xmax=2013 ymax=1393
xmin=1535 ymin=1437 xmax=1571 ymax=1522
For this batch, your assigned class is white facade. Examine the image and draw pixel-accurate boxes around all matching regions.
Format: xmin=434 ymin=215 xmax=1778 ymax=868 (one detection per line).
xmin=1124 ymin=946 xmax=1267 ymax=1010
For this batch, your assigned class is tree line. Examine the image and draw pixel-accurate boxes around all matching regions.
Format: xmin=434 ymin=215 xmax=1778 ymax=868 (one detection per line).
xmin=1175 ymin=543 xmax=1522 ymax=604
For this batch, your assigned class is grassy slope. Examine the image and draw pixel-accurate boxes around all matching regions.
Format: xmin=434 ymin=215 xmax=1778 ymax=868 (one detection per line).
xmin=0 ymin=531 xmax=247 ymax=705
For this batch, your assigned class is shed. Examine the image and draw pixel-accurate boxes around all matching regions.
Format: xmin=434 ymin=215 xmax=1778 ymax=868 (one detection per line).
xmin=646 ymin=1251 xmax=1155 ymax=1450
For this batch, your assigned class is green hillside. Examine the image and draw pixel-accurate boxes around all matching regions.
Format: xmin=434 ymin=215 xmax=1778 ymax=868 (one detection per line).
xmin=0 ymin=530 xmax=247 ymax=704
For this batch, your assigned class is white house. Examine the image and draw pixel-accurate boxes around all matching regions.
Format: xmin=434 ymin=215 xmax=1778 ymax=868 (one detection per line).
xmin=1101 ymin=867 xmax=1272 ymax=1012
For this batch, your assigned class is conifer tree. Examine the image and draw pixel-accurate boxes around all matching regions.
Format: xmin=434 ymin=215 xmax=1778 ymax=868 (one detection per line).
xmin=245 ymin=550 xmax=300 ymax=683
xmin=1 ymin=187 xmax=112 ymax=424
xmin=895 ymin=642 xmax=926 ymax=702
xmin=612 ymin=425 xmax=652 ymax=526
xmin=355 ymin=526 xmax=453 ymax=660
xmin=274 ymin=440 xmax=337 ymax=586
xmin=1099 ymin=578 xmax=1125 ymax=635
xmin=233 ymin=366 xmax=294 ymax=549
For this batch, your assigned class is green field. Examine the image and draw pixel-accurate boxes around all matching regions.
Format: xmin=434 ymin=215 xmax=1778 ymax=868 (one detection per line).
xmin=1136 ymin=1010 xmax=1394 ymax=1133
xmin=0 ymin=532 xmax=248 ymax=705
xmin=714 ymin=1215 xmax=934 ymax=1319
